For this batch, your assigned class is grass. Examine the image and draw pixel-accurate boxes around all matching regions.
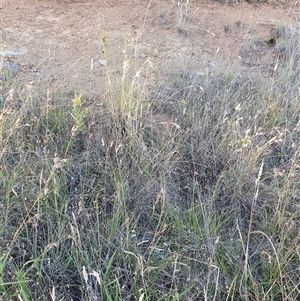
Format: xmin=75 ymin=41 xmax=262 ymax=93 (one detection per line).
xmin=1 ymin=21 xmax=300 ymax=301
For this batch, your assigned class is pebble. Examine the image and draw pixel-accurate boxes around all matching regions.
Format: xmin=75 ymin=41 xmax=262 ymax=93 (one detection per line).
xmin=0 ymin=47 xmax=27 ymax=57
xmin=98 ymin=59 xmax=107 ymax=66
xmin=2 ymin=61 xmax=19 ymax=74
xmin=209 ymin=61 xmax=216 ymax=68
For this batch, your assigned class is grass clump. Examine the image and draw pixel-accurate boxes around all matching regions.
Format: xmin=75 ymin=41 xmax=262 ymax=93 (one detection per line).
xmin=0 ymin=25 xmax=300 ymax=301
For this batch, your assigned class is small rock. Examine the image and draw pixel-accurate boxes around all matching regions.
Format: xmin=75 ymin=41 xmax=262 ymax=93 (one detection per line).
xmin=2 ymin=61 xmax=19 ymax=74
xmin=209 ymin=61 xmax=216 ymax=68
xmin=0 ymin=47 xmax=27 ymax=57
xmin=98 ymin=59 xmax=107 ymax=66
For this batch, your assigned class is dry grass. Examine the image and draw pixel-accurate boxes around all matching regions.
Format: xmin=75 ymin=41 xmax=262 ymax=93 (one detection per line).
xmin=0 ymin=23 xmax=300 ymax=301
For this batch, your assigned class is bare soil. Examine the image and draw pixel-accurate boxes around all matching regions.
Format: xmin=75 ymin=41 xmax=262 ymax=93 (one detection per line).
xmin=1 ymin=0 xmax=300 ymax=98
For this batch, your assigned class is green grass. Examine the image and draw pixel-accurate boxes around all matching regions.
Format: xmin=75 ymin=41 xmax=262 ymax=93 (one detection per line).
xmin=0 ymin=24 xmax=300 ymax=301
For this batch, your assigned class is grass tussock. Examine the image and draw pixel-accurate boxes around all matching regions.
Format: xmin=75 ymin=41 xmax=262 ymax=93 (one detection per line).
xmin=0 ymin=25 xmax=300 ymax=301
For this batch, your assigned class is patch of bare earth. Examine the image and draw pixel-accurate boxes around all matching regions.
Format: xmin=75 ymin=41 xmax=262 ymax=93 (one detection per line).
xmin=1 ymin=0 xmax=300 ymax=97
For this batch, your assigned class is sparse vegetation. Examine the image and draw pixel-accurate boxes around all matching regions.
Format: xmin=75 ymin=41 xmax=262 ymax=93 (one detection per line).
xmin=0 ymin=19 xmax=300 ymax=301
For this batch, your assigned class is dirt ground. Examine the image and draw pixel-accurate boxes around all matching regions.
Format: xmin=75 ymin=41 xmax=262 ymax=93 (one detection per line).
xmin=1 ymin=0 xmax=300 ymax=99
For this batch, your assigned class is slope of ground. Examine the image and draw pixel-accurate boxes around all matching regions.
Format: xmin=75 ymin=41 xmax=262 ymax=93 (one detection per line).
xmin=1 ymin=0 xmax=299 ymax=97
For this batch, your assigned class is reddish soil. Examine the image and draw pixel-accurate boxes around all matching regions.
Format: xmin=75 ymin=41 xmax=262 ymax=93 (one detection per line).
xmin=1 ymin=0 xmax=300 ymax=98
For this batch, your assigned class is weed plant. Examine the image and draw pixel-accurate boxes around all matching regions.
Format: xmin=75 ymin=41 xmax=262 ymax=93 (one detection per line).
xmin=0 ymin=25 xmax=299 ymax=301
